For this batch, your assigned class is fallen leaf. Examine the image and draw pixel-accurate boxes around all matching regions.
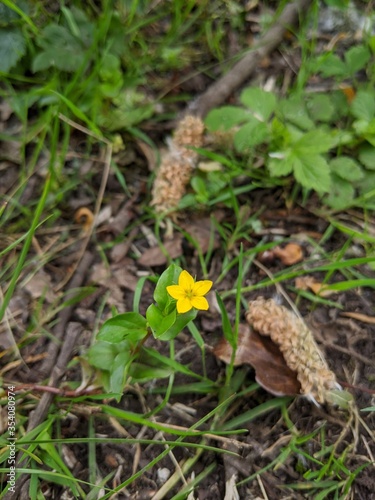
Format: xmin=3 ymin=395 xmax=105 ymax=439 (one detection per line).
xmin=295 ymin=276 xmax=337 ymax=297
xmin=138 ymin=215 xmax=221 ymax=266
xmin=180 ymin=216 xmax=221 ymax=254
xmin=214 ymin=323 xmax=301 ymax=397
xmin=138 ymin=235 xmax=183 ymax=266
xmin=273 ymin=243 xmax=303 ymax=265
xmin=23 ymin=270 xmax=57 ymax=303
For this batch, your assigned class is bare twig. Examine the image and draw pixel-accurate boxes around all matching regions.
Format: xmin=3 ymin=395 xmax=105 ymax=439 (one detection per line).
xmin=4 ymin=322 xmax=83 ymax=500
xmin=38 ymin=251 xmax=94 ymax=376
xmin=187 ymin=0 xmax=313 ymax=119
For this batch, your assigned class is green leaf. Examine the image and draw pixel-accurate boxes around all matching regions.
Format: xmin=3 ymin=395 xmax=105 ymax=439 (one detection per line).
xmin=325 ymin=389 xmax=353 ymax=409
xmin=324 ymin=174 xmax=355 ymax=209
xmin=156 ymin=308 xmax=197 ymax=341
xmin=351 ymin=91 xmax=375 ymax=122
xmin=146 ymin=304 xmax=176 ymax=337
xmin=0 ymin=28 xmax=26 ymax=72
xmin=279 ymin=96 xmax=314 ymax=131
xmin=240 ymin=87 xmax=277 ymax=121
xmin=215 ymin=292 xmax=235 ymax=348
xmin=191 ymin=176 xmax=209 ymax=203
xmin=316 ymin=53 xmax=346 ymax=78
xmin=234 ymin=120 xmax=268 ymax=152
xmin=268 ymin=150 xmax=294 ymax=177
xmin=359 ymin=143 xmax=375 ymax=170
xmin=323 ymin=0 xmax=349 ymax=7
xmin=356 ymin=170 xmax=375 ymax=195
xmin=306 ymin=93 xmax=335 ymax=123
xmin=205 ymin=106 xmax=250 ymax=131
xmin=329 ymin=156 xmax=364 ymax=181
xmin=154 ymin=264 xmax=182 ymax=310
xmin=0 ymin=2 xmax=24 ymax=22
xmin=61 ymin=6 xmax=94 ymax=48
xmin=147 ymin=303 xmax=197 ymax=341
xmin=99 ymin=54 xmax=122 ymax=82
xmin=110 ymin=351 xmax=130 ymax=395
xmin=87 ymin=341 xmax=123 ymax=370
xmin=98 ymin=89 xmax=154 ymax=131
xmin=97 ymin=312 xmax=148 ymax=343
xmin=129 ymin=362 xmax=172 ymax=382
xmin=0 ymin=0 xmax=36 ymax=32
xmin=330 ymin=129 xmax=354 ymax=148
xmin=294 ymin=129 xmax=334 ymax=154
xmin=293 ymin=154 xmax=331 ymax=193
xmin=344 ymin=45 xmax=371 ymax=75
xmin=32 ymin=24 xmax=84 ymax=72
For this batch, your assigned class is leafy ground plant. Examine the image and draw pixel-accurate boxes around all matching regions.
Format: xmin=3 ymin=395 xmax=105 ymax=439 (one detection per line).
xmin=1 ymin=0 xmax=375 ymax=499
xmin=88 ymin=265 xmax=212 ymax=396
xmin=205 ymin=83 xmax=375 ymax=210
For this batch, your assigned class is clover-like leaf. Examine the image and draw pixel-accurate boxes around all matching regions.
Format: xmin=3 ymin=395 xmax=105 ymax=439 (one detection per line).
xmin=329 ymin=157 xmax=363 ymax=181
xmin=293 ymin=154 xmax=331 ymax=193
xmin=240 ymin=87 xmax=277 ymax=121
xmin=234 ymin=120 xmax=269 ymax=152
xmin=324 ymin=174 xmax=355 ymax=209
xmin=0 ymin=29 xmax=26 ymax=73
xmin=359 ymin=144 xmax=375 ymax=170
xmin=205 ymin=106 xmax=250 ymax=131
xmin=351 ymin=91 xmax=375 ymax=122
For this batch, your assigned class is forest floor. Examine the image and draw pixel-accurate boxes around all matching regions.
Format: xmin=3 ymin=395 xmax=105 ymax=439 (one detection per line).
xmin=1 ymin=1 xmax=375 ymax=499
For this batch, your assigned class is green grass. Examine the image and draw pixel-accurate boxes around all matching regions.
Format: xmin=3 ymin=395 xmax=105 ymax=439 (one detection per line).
xmin=1 ymin=0 xmax=375 ymax=498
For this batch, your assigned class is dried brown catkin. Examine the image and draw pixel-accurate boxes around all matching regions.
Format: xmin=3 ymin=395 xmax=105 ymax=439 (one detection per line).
xmin=246 ymin=297 xmax=337 ymax=404
xmin=151 ymin=115 xmax=205 ymax=214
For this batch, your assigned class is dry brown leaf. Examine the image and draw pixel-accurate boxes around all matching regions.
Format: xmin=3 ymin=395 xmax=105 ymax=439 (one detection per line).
xmin=23 ymin=270 xmax=57 ymax=303
xmin=89 ymin=262 xmax=126 ymax=311
xmin=138 ymin=235 xmax=183 ymax=266
xmin=138 ymin=216 xmax=221 ymax=266
xmin=295 ymin=276 xmax=337 ymax=297
xmin=273 ymin=243 xmax=303 ymax=265
xmin=213 ymin=323 xmax=301 ymax=397
xmin=180 ymin=217 xmax=221 ymax=254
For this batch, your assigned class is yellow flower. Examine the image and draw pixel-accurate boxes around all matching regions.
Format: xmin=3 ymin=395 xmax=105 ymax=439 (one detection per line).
xmin=167 ymin=270 xmax=213 ymax=314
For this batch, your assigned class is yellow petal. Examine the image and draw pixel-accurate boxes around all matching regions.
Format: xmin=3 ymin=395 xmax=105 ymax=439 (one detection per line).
xmin=178 ymin=270 xmax=194 ymax=290
xmin=167 ymin=285 xmax=186 ymax=300
xmin=190 ymin=296 xmax=209 ymax=311
xmin=177 ymin=297 xmax=193 ymax=313
xmin=192 ymin=279 xmax=213 ymax=297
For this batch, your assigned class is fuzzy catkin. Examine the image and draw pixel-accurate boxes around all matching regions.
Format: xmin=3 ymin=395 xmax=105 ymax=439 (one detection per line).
xmin=151 ymin=115 xmax=205 ymax=213
xmin=246 ymin=297 xmax=337 ymax=404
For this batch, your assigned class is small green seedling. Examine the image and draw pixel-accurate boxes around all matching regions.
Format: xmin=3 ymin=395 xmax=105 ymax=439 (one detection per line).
xmin=88 ymin=264 xmax=212 ymax=398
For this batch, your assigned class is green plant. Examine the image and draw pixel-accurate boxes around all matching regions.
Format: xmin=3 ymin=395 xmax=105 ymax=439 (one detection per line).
xmin=87 ymin=265 xmax=213 ymax=397
xmin=204 ymin=80 xmax=375 ymax=210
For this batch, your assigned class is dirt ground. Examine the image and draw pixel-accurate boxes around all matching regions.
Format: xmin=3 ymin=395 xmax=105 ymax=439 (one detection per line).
xmin=3 ymin=162 xmax=375 ymax=499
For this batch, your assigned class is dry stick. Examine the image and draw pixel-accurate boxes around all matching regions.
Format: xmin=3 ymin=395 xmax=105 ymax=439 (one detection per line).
xmin=28 ymin=322 xmax=83 ymax=429
xmin=5 ymin=322 xmax=83 ymax=500
xmin=187 ymin=0 xmax=313 ymax=119
xmin=38 ymin=250 xmax=94 ymax=376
